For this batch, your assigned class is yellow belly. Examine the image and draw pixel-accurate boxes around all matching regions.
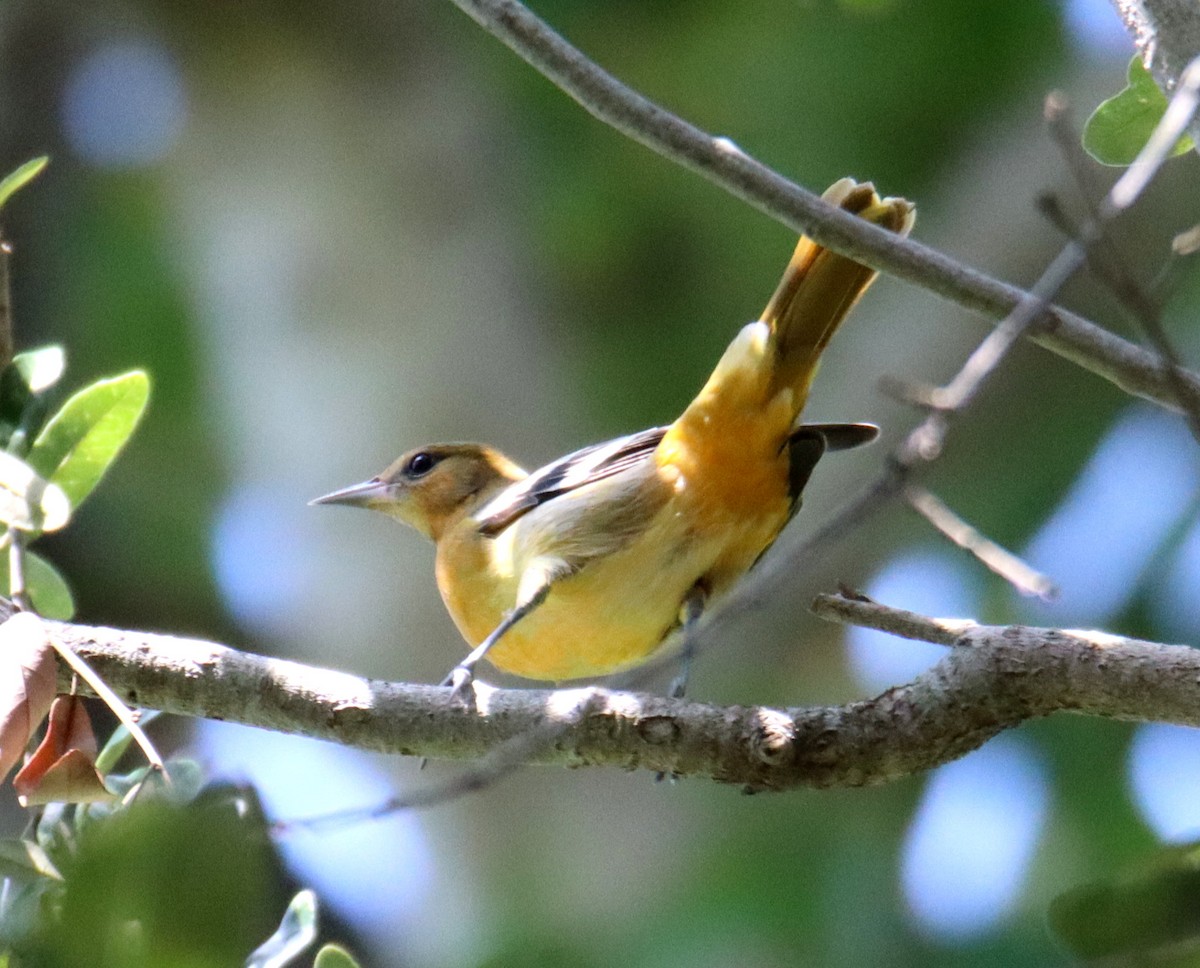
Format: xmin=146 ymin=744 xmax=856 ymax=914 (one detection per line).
xmin=433 ymin=342 xmax=799 ymax=682
xmin=435 ymin=469 xmax=790 ymax=682
xmin=437 ymin=510 xmax=707 ymax=680
xmin=487 ymin=555 xmax=696 ymax=680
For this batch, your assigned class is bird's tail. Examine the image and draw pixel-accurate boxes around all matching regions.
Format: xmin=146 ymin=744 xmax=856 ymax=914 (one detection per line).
xmin=658 ymin=179 xmax=913 ymax=486
xmin=760 ymin=179 xmax=915 ymax=410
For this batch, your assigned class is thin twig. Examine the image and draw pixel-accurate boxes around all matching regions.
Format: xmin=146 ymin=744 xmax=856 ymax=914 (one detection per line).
xmin=810 ymin=592 xmax=977 ymax=646
xmin=441 ymin=0 xmax=1200 ymax=413
xmin=707 ymin=82 xmax=1200 ymax=640
xmin=0 ymin=241 xmax=12 ymax=373
xmin=275 ymin=687 xmax=607 ymax=827
xmin=1046 ymin=77 xmax=1200 ymax=442
xmin=7 ymin=531 xmax=30 ymax=612
xmin=903 ymin=485 xmax=1058 ymax=599
xmin=46 ymin=626 xmax=169 ymax=784
xmin=912 ymin=240 xmax=1088 ymax=422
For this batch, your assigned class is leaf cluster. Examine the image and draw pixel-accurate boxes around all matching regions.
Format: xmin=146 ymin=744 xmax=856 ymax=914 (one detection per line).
xmin=0 ymin=353 xmax=148 ymax=619
xmin=0 ymin=156 xmax=363 ymax=968
xmin=0 ymin=744 xmax=361 ymax=968
xmin=0 ymin=158 xmax=149 ymax=619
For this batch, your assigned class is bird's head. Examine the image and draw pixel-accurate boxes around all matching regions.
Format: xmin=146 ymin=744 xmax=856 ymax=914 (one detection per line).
xmin=311 ymin=443 xmax=524 ymax=541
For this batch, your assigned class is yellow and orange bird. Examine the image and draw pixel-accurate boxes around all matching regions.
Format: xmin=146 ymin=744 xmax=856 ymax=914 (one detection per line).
xmin=315 ymin=179 xmax=914 ymax=696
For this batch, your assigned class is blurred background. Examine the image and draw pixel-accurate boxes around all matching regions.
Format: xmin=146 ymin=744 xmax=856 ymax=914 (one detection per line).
xmin=2 ymin=0 xmax=1200 ymax=964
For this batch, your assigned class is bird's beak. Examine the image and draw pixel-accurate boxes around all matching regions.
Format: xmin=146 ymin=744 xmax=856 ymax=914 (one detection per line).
xmin=309 ymin=478 xmax=394 ymax=508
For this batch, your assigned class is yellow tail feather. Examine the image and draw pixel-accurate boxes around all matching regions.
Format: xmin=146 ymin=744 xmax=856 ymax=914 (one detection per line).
xmin=760 ymin=179 xmax=915 ymax=407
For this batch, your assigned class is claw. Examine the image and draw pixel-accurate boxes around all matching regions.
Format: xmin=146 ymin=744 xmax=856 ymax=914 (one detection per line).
xmin=444 ymin=665 xmax=477 ymax=707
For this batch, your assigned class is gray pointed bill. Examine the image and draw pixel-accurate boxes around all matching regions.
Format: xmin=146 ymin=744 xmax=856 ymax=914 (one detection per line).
xmin=309 ymin=478 xmax=391 ymax=508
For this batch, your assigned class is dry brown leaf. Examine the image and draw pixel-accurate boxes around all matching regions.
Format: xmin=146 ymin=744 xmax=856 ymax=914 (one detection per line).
xmin=14 ymin=694 xmax=111 ymax=805
xmin=0 ymin=612 xmax=56 ymax=780
xmin=16 ymin=748 xmax=112 ymax=806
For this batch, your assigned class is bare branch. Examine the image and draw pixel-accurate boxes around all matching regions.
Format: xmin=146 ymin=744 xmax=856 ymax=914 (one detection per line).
xmin=810 ymin=592 xmax=975 ymax=645
xmin=29 ymin=607 xmax=1200 ymax=792
xmin=707 ymin=82 xmax=1200 ymax=643
xmin=903 ymin=485 xmax=1057 ymax=599
xmin=1046 ymin=78 xmax=1200 ymax=442
xmin=697 ymin=96 xmax=1098 ymax=635
xmin=444 ymin=0 xmax=1200 ymax=413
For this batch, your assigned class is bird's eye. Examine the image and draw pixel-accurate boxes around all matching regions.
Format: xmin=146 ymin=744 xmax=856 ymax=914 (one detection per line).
xmin=405 ymin=452 xmax=437 ymax=478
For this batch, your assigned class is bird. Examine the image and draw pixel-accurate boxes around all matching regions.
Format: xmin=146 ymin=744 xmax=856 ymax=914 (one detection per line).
xmin=313 ymin=178 xmax=914 ymax=699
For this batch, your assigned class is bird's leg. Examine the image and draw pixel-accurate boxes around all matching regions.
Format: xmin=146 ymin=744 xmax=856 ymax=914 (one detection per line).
xmin=654 ymin=585 xmax=707 ymax=784
xmin=441 ymin=575 xmax=552 ymax=705
xmin=666 ymin=584 xmax=707 ymax=700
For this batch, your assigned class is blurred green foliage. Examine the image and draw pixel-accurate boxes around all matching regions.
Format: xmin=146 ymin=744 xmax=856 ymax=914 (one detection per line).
xmin=1050 ymin=842 xmax=1200 ymax=963
xmin=0 ymin=158 xmax=150 ymax=617
xmin=4 ymin=781 xmax=285 ymax=968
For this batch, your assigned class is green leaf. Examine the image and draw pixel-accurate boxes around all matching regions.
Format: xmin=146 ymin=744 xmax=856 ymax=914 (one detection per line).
xmin=0 ymin=348 xmax=62 ymax=451
xmin=94 ymin=710 xmax=160 ymax=775
xmin=99 ymin=758 xmax=204 ymax=806
xmin=0 ymin=838 xmax=62 ymax=883
xmin=0 ymin=549 xmax=74 ymax=619
xmin=159 ymin=758 xmax=205 ymax=805
xmin=0 ymin=346 xmax=65 ymax=426
xmin=13 ymin=347 xmax=65 ymax=395
xmin=0 ymin=157 xmax=48 ymax=213
xmin=40 ymin=793 xmax=277 ymax=965
xmin=26 ymin=370 xmax=149 ymax=510
xmin=1084 ymin=56 xmax=1195 ymax=166
xmin=0 ymin=451 xmax=69 ymax=533
xmin=313 ymin=945 xmax=363 ymax=968
xmin=245 ymin=889 xmax=319 ymax=968
xmin=0 ymin=878 xmax=62 ymax=948
xmin=96 ymin=766 xmax=149 ymax=800
xmin=33 ymin=801 xmax=71 ymax=857
xmin=26 ymin=552 xmax=73 ymax=619
xmin=1049 ymin=843 xmax=1200 ymax=959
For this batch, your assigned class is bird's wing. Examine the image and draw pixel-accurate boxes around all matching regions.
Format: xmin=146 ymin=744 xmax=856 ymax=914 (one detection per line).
xmin=783 ymin=421 xmax=879 ymax=516
xmin=474 ymin=425 xmax=668 ymax=537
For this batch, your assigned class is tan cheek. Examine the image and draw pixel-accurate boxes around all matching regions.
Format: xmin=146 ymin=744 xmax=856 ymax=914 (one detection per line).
xmin=411 ymin=479 xmax=464 ymax=539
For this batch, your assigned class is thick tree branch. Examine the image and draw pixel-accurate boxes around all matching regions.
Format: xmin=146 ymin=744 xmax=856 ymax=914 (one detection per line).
xmin=36 ymin=605 xmax=1200 ymax=791
xmin=443 ymin=0 xmax=1200 ymax=414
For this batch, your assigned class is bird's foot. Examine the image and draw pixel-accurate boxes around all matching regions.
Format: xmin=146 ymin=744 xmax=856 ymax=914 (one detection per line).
xmin=440 ymin=664 xmax=478 ymax=707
